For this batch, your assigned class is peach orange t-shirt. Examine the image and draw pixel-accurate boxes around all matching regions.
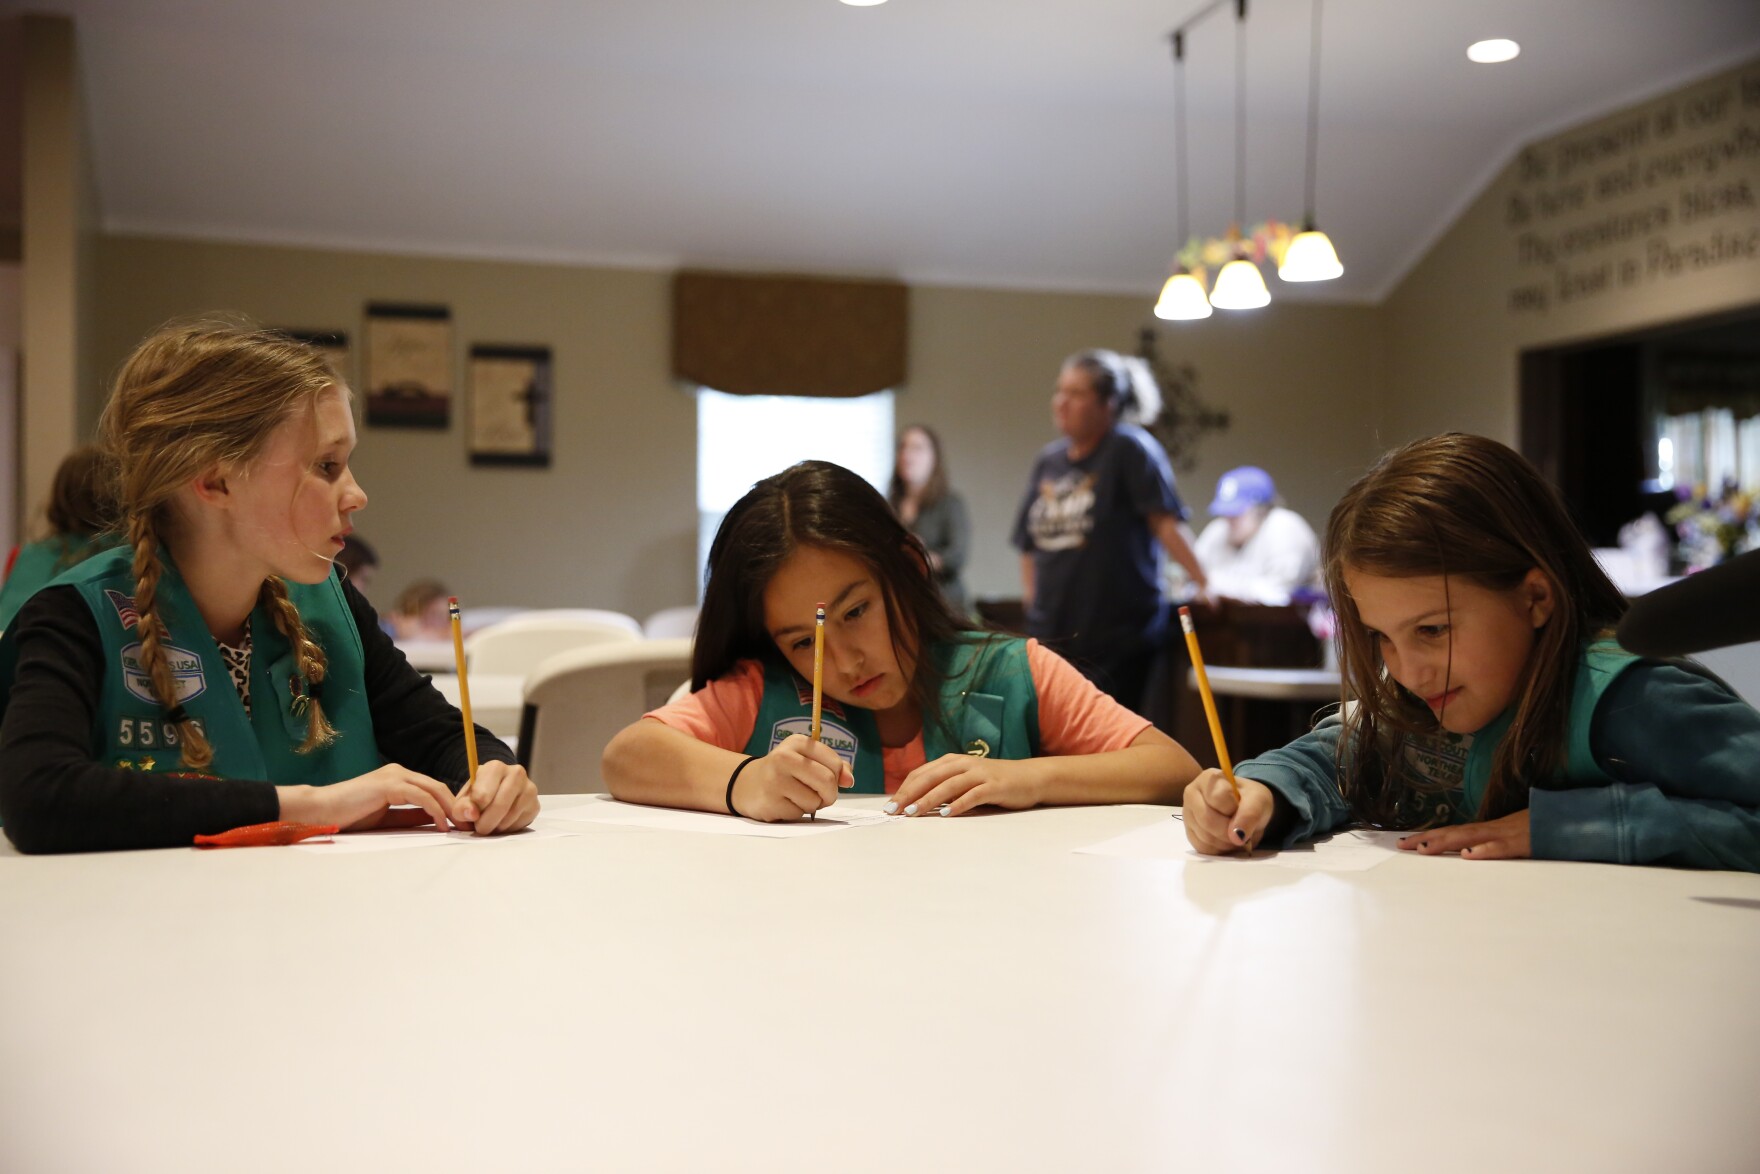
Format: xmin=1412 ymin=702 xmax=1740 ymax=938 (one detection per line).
xmin=643 ymin=638 xmax=1152 ymax=794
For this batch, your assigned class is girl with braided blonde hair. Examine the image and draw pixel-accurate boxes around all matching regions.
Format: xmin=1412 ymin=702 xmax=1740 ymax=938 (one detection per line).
xmin=0 ymin=317 xmax=538 ymax=853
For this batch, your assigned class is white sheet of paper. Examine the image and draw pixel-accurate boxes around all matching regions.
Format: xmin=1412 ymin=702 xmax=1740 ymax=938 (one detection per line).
xmin=1074 ymin=819 xmax=1402 ymax=872
xmin=290 ymin=825 xmax=579 ymax=853
xmin=538 ymin=794 xmax=901 ymax=838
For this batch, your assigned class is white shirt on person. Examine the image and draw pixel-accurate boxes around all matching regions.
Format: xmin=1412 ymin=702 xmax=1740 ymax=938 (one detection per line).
xmin=1193 ymin=506 xmax=1320 ymax=605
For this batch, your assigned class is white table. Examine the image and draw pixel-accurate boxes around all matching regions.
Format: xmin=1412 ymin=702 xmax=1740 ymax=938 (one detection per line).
xmin=394 ymin=637 xmax=459 ymax=673
xmin=1187 ymin=664 xmax=1342 ymax=700
xmin=430 ymin=672 xmax=526 ymax=739
xmin=2 ymin=796 xmax=1757 ymax=1173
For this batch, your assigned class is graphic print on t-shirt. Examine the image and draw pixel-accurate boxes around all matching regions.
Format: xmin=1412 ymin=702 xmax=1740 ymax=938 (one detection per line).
xmin=1026 ymin=472 xmax=1096 ymax=552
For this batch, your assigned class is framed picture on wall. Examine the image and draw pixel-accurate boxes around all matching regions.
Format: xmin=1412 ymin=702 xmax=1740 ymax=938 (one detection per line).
xmin=278 ymin=329 xmax=352 ymax=386
xmin=467 ymin=344 xmax=552 ymax=467
xmin=364 ymin=303 xmax=452 ymax=428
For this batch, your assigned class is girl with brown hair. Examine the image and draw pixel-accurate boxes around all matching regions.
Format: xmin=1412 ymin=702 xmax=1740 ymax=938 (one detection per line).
xmin=604 ymin=460 xmax=1198 ymax=822
xmin=0 ymin=318 xmax=538 ymax=852
xmin=1183 ymin=433 xmax=1760 ymax=871
xmin=0 ymin=445 xmax=122 ymax=629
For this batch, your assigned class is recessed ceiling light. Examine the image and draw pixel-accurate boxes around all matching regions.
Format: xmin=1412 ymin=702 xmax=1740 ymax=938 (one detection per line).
xmin=842 ymin=0 xmax=888 ymax=6
xmin=1467 ymin=39 xmax=1520 ymax=64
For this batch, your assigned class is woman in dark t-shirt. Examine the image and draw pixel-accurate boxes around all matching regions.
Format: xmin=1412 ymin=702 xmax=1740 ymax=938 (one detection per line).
xmin=1011 ymin=349 xmax=1207 ymax=715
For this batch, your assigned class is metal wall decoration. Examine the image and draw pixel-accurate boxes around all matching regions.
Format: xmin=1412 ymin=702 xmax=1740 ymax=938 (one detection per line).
xmin=468 ymin=344 xmax=552 ymax=468
xmin=364 ymin=303 xmax=453 ymax=428
xmin=1136 ymin=324 xmax=1230 ymax=472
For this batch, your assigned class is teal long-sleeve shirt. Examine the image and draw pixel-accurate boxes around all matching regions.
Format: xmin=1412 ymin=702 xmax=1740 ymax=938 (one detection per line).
xmin=1236 ymin=660 xmax=1760 ymax=873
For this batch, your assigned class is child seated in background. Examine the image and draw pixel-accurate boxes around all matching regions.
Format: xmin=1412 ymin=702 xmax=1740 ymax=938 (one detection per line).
xmin=603 ymin=460 xmax=1199 ymax=821
xmin=389 ymin=577 xmax=453 ymax=641
xmin=0 ymin=446 xmax=122 ymax=630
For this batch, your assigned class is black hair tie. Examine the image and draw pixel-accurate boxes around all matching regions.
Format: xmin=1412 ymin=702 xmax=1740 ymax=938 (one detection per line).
xmin=164 ymin=705 xmax=190 ymax=724
xmin=725 ymin=755 xmax=758 ymax=817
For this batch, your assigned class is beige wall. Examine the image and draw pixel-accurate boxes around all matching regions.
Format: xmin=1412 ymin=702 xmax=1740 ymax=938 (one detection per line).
xmin=1382 ymin=57 xmax=1760 ymax=446
xmin=87 ymin=60 xmax=1760 ymax=619
xmin=91 ymin=236 xmax=1387 ymax=615
xmin=19 ymin=13 xmax=98 ymax=537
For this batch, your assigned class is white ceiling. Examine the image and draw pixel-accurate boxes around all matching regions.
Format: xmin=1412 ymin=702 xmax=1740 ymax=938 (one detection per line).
xmin=17 ymin=0 xmax=1760 ymax=301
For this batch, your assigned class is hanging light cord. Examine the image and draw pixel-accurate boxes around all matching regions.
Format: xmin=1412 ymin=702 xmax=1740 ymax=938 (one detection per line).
xmin=1304 ymin=0 xmax=1323 ymax=222
xmin=1234 ymin=0 xmax=1247 ymax=231
xmin=1174 ymin=33 xmax=1189 ymax=246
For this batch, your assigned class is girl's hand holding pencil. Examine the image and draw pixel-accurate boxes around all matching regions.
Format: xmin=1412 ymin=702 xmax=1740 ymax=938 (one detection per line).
xmin=732 ymin=735 xmax=853 ymax=822
xmin=1182 ymin=769 xmax=1277 ymax=855
xmin=452 ymin=760 xmax=541 ymax=836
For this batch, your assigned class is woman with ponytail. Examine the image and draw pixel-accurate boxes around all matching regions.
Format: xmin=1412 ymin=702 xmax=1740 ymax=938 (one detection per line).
xmin=1011 ymin=349 xmax=1207 ymax=715
xmin=0 ymin=318 xmax=538 ymax=852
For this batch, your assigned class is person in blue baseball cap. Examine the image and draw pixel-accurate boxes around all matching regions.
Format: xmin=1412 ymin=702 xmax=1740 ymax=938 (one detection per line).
xmin=1193 ymin=466 xmax=1320 ymax=605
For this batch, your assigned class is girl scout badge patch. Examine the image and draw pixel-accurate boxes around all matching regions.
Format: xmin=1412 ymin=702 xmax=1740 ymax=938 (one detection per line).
xmin=768 ymin=715 xmax=859 ymax=767
xmin=120 ymin=642 xmax=207 ymax=704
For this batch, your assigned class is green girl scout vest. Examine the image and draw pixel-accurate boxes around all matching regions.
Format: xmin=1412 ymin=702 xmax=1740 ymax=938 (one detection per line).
xmin=742 ymin=634 xmax=1042 ymax=793
xmin=59 ymin=547 xmax=381 ymax=784
xmin=1415 ymin=640 xmax=1634 ymax=822
xmin=0 ymin=534 xmax=116 ymax=630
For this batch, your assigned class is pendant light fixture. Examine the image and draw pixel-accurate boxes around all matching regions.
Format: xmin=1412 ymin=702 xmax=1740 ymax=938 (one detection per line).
xmin=1210 ymin=0 xmax=1270 ymax=310
xmin=1278 ymin=0 xmax=1344 ymax=282
xmin=1155 ymin=30 xmax=1212 ymax=321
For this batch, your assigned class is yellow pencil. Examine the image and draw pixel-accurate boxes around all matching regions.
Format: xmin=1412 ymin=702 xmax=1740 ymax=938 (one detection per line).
xmin=1178 ymin=606 xmax=1240 ymax=803
xmin=808 ymin=603 xmax=826 ymax=821
xmin=448 ymin=597 xmax=481 ymax=795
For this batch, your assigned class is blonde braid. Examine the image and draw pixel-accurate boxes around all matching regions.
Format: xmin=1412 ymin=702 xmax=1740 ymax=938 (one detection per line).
xmin=128 ymin=515 xmax=214 ymax=770
xmin=257 ymin=577 xmax=338 ymax=753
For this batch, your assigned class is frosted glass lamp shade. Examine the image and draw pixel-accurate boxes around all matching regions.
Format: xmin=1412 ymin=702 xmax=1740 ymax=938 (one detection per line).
xmin=1154 ymin=271 xmax=1213 ymax=320
xmin=1278 ymin=229 xmax=1344 ymax=282
xmin=1210 ymin=257 xmax=1271 ymax=310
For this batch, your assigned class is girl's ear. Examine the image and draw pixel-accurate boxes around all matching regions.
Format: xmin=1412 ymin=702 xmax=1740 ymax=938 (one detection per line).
xmin=1521 ymin=567 xmax=1558 ymax=629
xmin=188 ymin=463 xmax=232 ymax=507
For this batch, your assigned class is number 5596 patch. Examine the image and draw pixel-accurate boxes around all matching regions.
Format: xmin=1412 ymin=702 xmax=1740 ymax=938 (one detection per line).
xmin=116 ymin=717 xmax=200 ymax=748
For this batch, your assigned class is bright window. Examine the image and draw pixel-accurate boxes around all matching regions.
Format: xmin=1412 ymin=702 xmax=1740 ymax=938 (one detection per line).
xmin=695 ymin=388 xmax=896 ymax=589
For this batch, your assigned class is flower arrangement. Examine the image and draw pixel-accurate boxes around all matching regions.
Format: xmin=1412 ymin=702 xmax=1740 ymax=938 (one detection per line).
xmin=1666 ymin=480 xmax=1759 ymax=572
xmin=1173 ymin=219 xmax=1299 ymax=286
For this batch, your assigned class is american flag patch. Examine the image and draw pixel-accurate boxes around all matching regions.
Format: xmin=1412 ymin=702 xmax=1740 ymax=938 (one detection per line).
xmin=104 ymin=589 xmax=140 ymax=630
xmin=790 ymin=674 xmax=845 ymax=718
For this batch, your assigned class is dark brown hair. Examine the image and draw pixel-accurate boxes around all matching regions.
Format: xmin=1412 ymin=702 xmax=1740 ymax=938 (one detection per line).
xmin=694 ymin=461 xmax=978 ymax=738
xmin=42 ymin=445 xmax=120 ymax=542
xmin=887 ymin=423 xmax=950 ymax=513
xmin=1325 ymin=433 xmax=1628 ymax=827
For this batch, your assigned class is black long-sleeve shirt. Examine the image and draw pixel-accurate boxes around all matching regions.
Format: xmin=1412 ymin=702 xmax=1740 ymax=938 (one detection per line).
xmin=0 ymin=580 xmax=513 ymax=854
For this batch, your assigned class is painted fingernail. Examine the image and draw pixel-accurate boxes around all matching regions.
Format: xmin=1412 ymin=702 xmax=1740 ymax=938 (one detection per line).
xmin=1420 ymin=840 xmax=1430 ymax=849
xmin=938 ymin=804 xmax=951 ymax=817
xmin=1233 ymin=827 xmax=1247 ymax=843
xmin=904 ymin=804 xmax=918 ymax=816
xmin=882 ymin=801 xmax=898 ymax=815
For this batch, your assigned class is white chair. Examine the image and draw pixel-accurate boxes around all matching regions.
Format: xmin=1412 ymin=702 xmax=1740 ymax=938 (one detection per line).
xmin=464 ymin=612 xmax=640 ymax=677
xmin=518 ymin=638 xmax=695 ymax=793
xmin=527 ymin=608 xmax=643 ymax=637
xmin=642 ymin=604 xmax=699 ymax=640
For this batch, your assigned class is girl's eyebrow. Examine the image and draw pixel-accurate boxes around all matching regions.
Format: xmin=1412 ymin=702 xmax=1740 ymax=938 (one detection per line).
xmin=771 ymin=578 xmax=868 ymax=639
xmin=1388 ymin=606 xmax=1449 ymax=630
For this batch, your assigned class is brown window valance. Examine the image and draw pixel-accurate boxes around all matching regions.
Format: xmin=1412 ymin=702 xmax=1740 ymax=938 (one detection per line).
xmin=671 ymin=270 xmax=908 ymax=397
